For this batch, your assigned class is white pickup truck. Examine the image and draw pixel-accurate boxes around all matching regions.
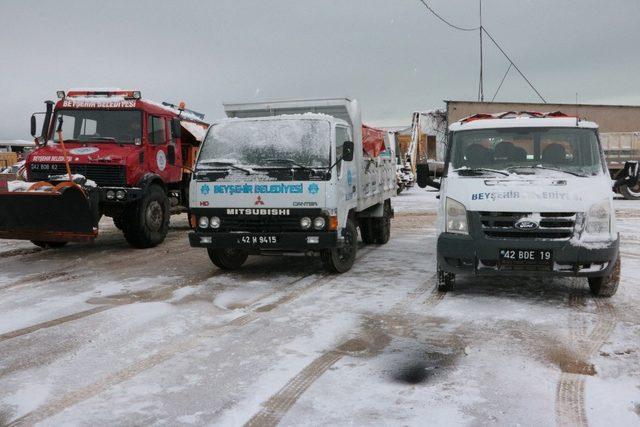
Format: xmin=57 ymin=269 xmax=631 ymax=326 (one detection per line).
xmin=188 ymin=98 xmax=396 ymax=273
xmin=417 ymin=111 xmax=637 ymax=297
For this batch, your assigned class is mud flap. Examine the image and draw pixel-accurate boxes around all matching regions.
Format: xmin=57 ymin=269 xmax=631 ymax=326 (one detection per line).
xmin=0 ymin=185 xmax=99 ymax=242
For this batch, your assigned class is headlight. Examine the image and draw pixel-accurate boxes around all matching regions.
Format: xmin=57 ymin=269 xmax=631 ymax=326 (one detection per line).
xmin=106 ymin=190 xmax=115 ymax=200
xmin=210 ymin=216 xmax=221 ymax=229
xmin=300 ymin=217 xmax=311 ymax=229
xmin=198 ymin=216 xmax=209 ymax=228
xmin=584 ymin=200 xmax=611 ymax=238
xmin=116 ymin=190 xmax=126 ymax=200
xmin=313 ymin=217 xmax=326 ymax=230
xmin=445 ymin=197 xmax=468 ymax=235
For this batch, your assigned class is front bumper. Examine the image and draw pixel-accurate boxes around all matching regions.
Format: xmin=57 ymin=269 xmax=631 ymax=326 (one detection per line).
xmin=189 ymin=231 xmax=340 ymax=251
xmin=438 ymin=232 xmax=620 ymax=278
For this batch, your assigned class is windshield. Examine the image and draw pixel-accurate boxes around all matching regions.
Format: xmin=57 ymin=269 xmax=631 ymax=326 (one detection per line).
xmin=448 ymin=127 xmax=604 ymax=177
xmin=199 ymin=119 xmax=331 ymax=169
xmin=50 ymin=109 xmax=142 ymax=144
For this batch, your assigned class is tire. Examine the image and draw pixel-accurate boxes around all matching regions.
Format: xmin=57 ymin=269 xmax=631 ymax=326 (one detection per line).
xmin=31 ymin=241 xmax=68 ymax=249
xmin=359 ymin=219 xmax=376 ymax=244
xmin=618 ymin=183 xmax=640 ymax=200
xmin=588 ymin=257 xmax=620 ymax=297
xmin=122 ymin=184 xmax=170 ymax=249
xmin=374 ymin=201 xmax=392 ymax=244
xmin=207 ymin=248 xmax=248 ymax=270
xmin=437 ymin=262 xmax=455 ymax=292
xmin=321 ymin=219 xmax=357 ymax=273
xmin=113 ymin=216 xmax=125 ymax=230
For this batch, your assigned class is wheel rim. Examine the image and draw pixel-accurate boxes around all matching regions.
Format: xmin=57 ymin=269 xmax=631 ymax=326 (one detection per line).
xmin=223 ymin=249 xmax=244 ymax=258
xmin=337 ymin=228 xmax=355 ymax=262
xmin=626 ymin=183 xmax=640 ymax=196
xmin=146 ymin=201 xmax=164 ymax=232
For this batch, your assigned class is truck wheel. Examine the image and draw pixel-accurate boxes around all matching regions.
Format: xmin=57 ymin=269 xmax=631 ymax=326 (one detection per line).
xmin=374 ymin=201 xmax=392 ymax=244
xmin=437 ymin=263 xmax=455 ymax=292
xmin=588 ymin=257 xmax=620 ymax=297
xmin=618 ymin=184 xmax=640 ymax=200
xmin=31 ymin=241 xmax=68 ymax=249
xmin=113 ymin=216 xmax=125 ymax=230
xmin=322 ymin=219 xmax=357 ymax=273
xmin=359 ymin=219 xmax=376 ymax=244
xmin=122 ymin=184 xmax=170 ymax=249
xmin=207 ymin=248 xmax=248 ymax=270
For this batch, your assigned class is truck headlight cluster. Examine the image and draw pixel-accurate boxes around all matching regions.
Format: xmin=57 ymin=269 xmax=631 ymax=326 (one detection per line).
xmin=445 ymin=197 xmax=468 ymax=235
xmin=313 ymin=217 xmax=326 ymax=230
xmin=198 ymin=216 xmax=221 ymax=229
xmin=106 ymin=190 xmax=126 ymax=200
xmin=300 ymin=217 xmax=312 ymax=229
xmin=584 ymin=200 xmax=611 ymax=238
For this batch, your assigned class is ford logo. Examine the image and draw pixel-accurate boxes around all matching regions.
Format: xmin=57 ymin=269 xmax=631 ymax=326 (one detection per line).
xmin=514 ymin=218 xmax=539 ymax=230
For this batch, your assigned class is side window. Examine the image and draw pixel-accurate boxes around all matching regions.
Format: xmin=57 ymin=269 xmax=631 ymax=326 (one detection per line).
xmin=147 ymin=116 xmax=166 ymax=144
xmin=335 ymin=126 xmax=351 ymax=175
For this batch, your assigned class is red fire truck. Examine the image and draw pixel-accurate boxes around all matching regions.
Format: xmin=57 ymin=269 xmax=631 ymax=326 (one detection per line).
xmin=0 ymin=89 xmax=208 ymax=248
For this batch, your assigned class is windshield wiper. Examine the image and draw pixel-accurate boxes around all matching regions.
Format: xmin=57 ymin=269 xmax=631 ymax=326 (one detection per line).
xmin=87 ymin=137 xmax=117 ymax=142
xmin=507 ymin=165 xmax=587 ymax=177
xmin=262 ymin=158 xmax=318 ymax=172
xmin=198 ymin=160 xmax=253 ymax=175
xmin=453 ymin=167 xmax=510 ymax=177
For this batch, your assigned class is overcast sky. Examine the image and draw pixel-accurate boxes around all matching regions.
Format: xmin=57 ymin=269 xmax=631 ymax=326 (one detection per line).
xmin=1 ymin=0 xmax=639 ymax=139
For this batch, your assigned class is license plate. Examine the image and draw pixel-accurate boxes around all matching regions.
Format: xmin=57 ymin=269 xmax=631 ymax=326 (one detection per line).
xmin=499 ymin=249 xmax=553 ymax=264
xmin=236 ymin=235 xmax=279 ymax=245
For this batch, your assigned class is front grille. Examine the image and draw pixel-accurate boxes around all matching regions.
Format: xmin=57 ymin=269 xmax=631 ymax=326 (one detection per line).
xmin=29 ymin=163 xmax=126 ymax=187
xmin=218 ymin=216 xmax=306 ymax=233
xmin=478 ymin=211 xmax=576 ymax=240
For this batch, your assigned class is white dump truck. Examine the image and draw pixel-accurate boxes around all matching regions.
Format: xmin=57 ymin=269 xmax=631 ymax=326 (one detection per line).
xmin=188 ymin=98 xmax=396 ymax=273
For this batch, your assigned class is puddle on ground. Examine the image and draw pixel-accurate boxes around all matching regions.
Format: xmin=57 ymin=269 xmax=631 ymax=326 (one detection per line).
xmin=390 ymin=349 xmax=460 ymax=385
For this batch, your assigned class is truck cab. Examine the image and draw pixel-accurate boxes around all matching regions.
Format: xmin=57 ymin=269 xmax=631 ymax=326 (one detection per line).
xmin=188 ymin=98 xmax=396 ymax=273
xmin=418 ymin=111 xmax=621 ymax=297
xmin=0 ymin=89 xmax=208 ymax=248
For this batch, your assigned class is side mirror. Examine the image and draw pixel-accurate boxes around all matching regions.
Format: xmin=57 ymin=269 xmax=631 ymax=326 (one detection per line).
xmin=30 ymin=115 xmax=37 ymax=137
xmin=342 ymin=141 xmax=354 ymax=162
xmin=171 ymin=119 xmax=182 ymax=139
xmin=417 ymin=163 xmax=440 ymax=189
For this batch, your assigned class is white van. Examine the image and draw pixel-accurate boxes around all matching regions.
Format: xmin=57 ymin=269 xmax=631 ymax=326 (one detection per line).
xmin=417 ymin=111 xmax=631 ymax=297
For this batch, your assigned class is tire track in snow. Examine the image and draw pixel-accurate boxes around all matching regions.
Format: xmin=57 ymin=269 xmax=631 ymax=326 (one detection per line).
xmin=244 ymin=274 xmax=439 ymax=427
xmin=555 ymin=280 xmax=618 ymax=427
xmin=6 ymin=247 xmax=379 ymax=426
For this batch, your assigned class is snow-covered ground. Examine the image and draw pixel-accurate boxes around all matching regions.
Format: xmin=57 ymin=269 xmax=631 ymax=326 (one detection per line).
xmin=0 ymin=188 xmax=639 ymax=426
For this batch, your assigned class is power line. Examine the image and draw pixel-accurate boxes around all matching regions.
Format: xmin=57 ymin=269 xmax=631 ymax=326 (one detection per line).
xmin=416 ymin=0 xmax=479 ymax=32
xmin=415 ymin=0 xmax=547 ymax=103
xmin=481 ymin=27 xmax=547 ymax=103
xmin=491 ymin=63 xmax=512 ymax=102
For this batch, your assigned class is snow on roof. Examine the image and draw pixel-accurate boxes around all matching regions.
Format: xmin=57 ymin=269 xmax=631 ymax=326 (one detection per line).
xmin=0 ymin=140 xmax=35 ymax=147
xmin=181 ymin=121 xmax=208 ymax=142
xmin=213 ymin=112 xmax=348 ymax=127
xmin=450 ymin=116 xmax=598 ymax=131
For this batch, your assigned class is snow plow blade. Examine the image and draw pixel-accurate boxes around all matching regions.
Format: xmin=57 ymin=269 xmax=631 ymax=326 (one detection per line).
xmin=0 ymin=185 xmax=98 ymax=242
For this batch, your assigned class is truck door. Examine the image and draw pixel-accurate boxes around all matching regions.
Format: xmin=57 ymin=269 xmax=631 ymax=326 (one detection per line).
xmin=145 ymin=115 xmax=176 ymax=182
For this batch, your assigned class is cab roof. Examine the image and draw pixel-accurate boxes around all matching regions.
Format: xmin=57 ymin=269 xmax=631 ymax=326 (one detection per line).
xmin=449 ymin=111 xmax=598 ymax=132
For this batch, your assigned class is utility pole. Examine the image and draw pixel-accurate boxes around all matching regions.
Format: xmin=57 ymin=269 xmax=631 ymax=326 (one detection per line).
xmin=478 ymin=0 xmax=484 ymax=102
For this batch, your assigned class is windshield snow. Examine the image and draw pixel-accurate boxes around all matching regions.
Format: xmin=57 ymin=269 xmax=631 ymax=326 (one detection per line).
xmin=51 ymin=109 xmax=142 ymax=144
xmin=449 ymin=127 xmax=604 ymax=177
xmin=199 ymin=119 xmax=331 ymax=168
